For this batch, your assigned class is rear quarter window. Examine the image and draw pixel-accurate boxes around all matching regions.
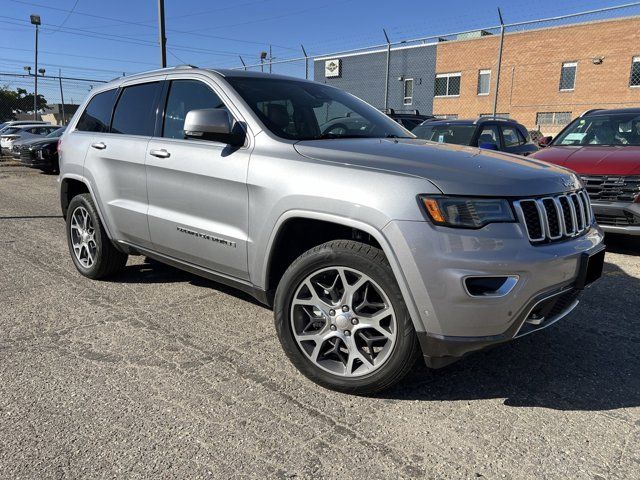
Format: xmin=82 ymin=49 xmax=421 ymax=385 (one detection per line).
xmin=76 ymin=89 xmax=118 ymax=133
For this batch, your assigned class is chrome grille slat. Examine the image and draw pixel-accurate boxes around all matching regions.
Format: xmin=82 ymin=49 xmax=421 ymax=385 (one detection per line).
xmin=517 ymin=190 xmax=592 ymax=244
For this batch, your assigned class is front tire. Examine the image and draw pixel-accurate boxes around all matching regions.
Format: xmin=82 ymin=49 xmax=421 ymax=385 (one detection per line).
xmin=66 ymin=193 xmax=128 ymax=279
xmin=274 ymin=240 xmax=419 ymax=394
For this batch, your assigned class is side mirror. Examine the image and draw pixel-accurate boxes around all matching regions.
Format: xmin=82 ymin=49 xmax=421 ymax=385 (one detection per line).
xmin=479 ymin=142 xmax=499 ymax=151
xmin=538 ymin=136 xmax=553 ymax=147
xmin=183 ymin=108 xmax=245 ymax=146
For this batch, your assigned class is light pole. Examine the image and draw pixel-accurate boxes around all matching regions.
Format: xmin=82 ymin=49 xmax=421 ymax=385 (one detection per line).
xmin=30 ymin=14 xmax=41 ymax=121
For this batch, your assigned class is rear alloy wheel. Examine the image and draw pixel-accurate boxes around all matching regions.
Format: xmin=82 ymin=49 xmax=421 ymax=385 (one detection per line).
xmin=66 ymin=193 xmax=128 ymax=279
xmin=275 ymin=240 xmax=419 ymax=394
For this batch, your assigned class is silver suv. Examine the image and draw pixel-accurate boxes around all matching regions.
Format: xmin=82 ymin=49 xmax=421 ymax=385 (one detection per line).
xmin=58 ymin=67 xmax=605 ymax=394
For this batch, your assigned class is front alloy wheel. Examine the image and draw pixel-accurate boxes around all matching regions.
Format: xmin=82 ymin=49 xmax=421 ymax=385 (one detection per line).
xmin=275 ymin=240 xmax=419 ymax=394
xmin=291 ymin=266 xmax=397 ymax=377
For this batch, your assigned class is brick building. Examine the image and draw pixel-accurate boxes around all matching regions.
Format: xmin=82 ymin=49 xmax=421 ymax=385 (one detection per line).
xmin=314 ymin=16 xmax=640 ymax=135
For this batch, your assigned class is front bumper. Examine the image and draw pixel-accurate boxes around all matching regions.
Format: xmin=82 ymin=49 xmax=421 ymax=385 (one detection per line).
xmin=382 ymin=220 xmax=605 ymax=367
xmin=591 ymin=201 xmax=640 ymax=235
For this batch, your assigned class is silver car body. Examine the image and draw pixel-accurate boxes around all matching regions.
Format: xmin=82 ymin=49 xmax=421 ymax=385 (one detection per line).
xmin=1 ymin=124 xmax=59 ymax=154
xmin=58 ymin=67 xmax=605 ymax=365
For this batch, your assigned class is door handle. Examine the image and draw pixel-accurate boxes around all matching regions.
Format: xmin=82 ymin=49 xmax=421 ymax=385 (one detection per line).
xmin=91 ymin=142 xmax=106 ymax=150
xmin=149 ymin=148 xmax=170 ymax=158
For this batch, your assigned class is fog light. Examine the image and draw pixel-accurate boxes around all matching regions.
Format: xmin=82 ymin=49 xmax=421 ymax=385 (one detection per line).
xmin=464 ymin=275 xmax=519 ymax=297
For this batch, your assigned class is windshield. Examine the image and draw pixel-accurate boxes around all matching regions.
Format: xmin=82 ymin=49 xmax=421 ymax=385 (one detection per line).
xmin=225 ymin=76 xmax=412 ymax=141
xmin=554 ymin=113 xmax=640 ymax=146
xmin=412 ymin=123 xmax=476 ymax=145
xmin=46 ymin=127 xmax=65 ymax=138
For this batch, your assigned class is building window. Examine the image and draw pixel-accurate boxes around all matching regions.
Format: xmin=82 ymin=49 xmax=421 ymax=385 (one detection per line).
xmin=479 ymin=113 xmax=509 ymax=118
xmin=559 ymin=62 xmax=577 ymax=91
xmin=630 ymin=57 xmax=640 ymax=87
xmin=433 ymin=114 xmax=458 ymax=119
xmin=536 ymin=111 xmax=572 ymax=126
xmin=477 ymin=69 xmax=491 ymax=95
xmin=403 ymin=78 xmax=414 ymax=105
xmin=434 ymin=73 xmax=461 ymax=97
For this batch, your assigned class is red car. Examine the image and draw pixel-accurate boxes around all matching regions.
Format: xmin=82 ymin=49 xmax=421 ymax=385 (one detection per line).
xmin=531 ymin=108 xmax=640 ymax=235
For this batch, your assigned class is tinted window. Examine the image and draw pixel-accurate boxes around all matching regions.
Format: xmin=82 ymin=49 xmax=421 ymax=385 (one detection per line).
xmin=163 ymin=80 xmax=227 ymax=139
xmin=111 ymin=82 xmax=161 ymax=136
xmin=76 ymin=89 xmax=118 ymax=133
xmin=477 ymin=126 xmax=500 ymax=146
xmin=413 ymin=124 xmax=476 ymax=145
xmin=501 ymin=126 xmax=525 ymax=147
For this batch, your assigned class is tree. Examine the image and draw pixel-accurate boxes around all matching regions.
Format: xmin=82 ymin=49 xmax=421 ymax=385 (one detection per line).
xmin=0 ymin=85 xmax=48 ymax=122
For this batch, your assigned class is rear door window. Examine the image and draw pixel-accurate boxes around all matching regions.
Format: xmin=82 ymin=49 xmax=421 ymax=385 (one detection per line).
xmin=501 ymin=126 xmax=526 ymax=147
xmin=76 ymin=89 xmax=118 ymax=133
xmin=476 ymin=125 xmax=500 ymax=146
xmin=162 ymin=79 xmax=228 ymax=139
xmin=111 ymin=82 xmax=162 ymax=136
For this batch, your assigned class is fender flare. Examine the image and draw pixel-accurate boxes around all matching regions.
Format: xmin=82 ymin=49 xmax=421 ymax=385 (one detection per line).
xmin=262 ymin=209 xmax=424 ymax=333
xmin=59 ymin=173 xmax=115 ymax=241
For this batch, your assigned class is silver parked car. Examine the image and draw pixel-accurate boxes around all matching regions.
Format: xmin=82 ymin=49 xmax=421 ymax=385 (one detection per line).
xmin=1 ymin=124 xmax=59 ymax=155
xmin=58 ymin=67 xmax=605 ymax=394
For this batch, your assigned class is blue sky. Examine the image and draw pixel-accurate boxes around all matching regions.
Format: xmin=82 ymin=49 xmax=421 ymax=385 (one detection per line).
xmin=0 ymin=0 xmax=632 ymax=81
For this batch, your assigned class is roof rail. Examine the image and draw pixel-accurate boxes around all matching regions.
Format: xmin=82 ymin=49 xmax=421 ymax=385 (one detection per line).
xmin=580 ymin=108 xmax=604 ymax=117
xmin=474 ymin=116 xmax=511 ymax=123
xmin=173 ymin=64 xmax=198 ymax=69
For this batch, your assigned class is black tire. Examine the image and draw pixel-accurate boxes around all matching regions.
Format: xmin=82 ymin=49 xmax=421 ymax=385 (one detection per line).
xmin=274 ymin=240 xmax=419 ymax=395
xmin=66 ymin=193 xmax=128 ymax=279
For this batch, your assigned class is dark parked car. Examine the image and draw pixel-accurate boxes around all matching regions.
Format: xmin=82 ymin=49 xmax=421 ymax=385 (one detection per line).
xmin=383 ymin=109 xmax=435 ymax=131
xmin=18 ymin=126 xmax=65 ymax=174
xmin=531 ymin=108 xmax=640 ymax=235
xmin=413 ymin=117 xmax=539 ymax=156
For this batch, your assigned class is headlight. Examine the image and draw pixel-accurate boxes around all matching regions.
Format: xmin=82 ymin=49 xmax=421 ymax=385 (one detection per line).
xmin=418 ymin=195 xmax=515 ymax=229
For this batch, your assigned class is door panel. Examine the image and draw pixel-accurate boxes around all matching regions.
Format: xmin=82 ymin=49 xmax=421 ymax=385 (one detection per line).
xmin=82 ymin=80 xmax=163 ymax=247
xmin=84 ymin=133 xmax=152 ymax=246
xmin=145 ymin=138 xmax=250 ymax=279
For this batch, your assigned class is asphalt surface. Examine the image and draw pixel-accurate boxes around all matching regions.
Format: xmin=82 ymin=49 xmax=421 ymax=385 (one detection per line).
xmin=0 ymin=163 xmax=638 ymax=479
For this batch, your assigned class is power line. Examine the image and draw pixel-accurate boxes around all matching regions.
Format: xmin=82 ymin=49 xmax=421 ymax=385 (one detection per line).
xmin=45 ymin=0 xmax=79 ymax=35
xmin=7 ymin=0 xmax=300 ymax=52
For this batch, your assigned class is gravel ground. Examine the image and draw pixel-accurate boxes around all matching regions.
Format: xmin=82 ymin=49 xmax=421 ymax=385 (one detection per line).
xmin=0 ymin=164 xmax=638 ymax=479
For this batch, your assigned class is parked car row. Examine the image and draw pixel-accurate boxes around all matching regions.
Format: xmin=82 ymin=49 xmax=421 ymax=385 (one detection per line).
xmin=0 ymin=120 xmax=65 ymax=174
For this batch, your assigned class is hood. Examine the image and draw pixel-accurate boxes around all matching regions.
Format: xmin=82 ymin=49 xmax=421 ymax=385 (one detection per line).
xmin=18 ymin=137 xmax=58 ymax=149
xmin=294 ymin=138 xmax=579 ymax=196
xmin=531 ymin=146 xmax=640 ymax=176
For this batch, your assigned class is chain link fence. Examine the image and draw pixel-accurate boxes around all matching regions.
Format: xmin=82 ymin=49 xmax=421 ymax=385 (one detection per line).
xmin=239 ymin=3 xmax=640 ymax=137
xmin=0 ymin=73 xmax=105 ymax=127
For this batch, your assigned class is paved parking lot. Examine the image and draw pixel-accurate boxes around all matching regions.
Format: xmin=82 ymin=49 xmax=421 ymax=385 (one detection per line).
xmin=0 ymin=163 xmax=638 ymax=479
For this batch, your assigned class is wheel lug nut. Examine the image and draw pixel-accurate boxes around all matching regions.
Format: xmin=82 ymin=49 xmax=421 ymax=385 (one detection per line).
xmin=342 ymin=305 xmax=349 ymax=312
xmin=330 ymin=325 xmax=337 ymax=331
xmin=329 ymin=309 xmax=335 ymax=316
xmin=344 ymin=330 xmax=351 ymax=336
xmin=351 ymin=318 xmax=359 ymax=325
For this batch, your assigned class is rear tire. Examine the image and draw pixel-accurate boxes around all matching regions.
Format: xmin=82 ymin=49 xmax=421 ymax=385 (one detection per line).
xmin=274 ymin=240 xmax=419 ymax=395
xmin=66 ymin=193 xmax=128 ymax=279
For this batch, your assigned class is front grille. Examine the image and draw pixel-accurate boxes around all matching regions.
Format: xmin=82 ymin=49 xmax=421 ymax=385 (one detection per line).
xmin=514 ymin=190 xmax=592 ymax=244
xmin=595 ymin=211 xmax=640 ymax=227
xmin=19 ymin=145 xmax=35 ymax=161
xmin=580 ymin=175 xmax=640 ymax=203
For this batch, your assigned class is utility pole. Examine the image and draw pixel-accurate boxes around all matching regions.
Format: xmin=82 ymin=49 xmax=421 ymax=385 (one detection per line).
xmin=58 ymin=68 xmax=66 ymax=125
xmin=492 ymin=8 xmax=505 ymax=116
xmin=383 ymin=29 xmax=391 ymax=111
xmin=30 ymin=14 xmax=41 ymax=120
xmin=301 ymin=44 xmax=309 ymax=79
xmin=158 ymin=0 xmax=167 ymax=67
